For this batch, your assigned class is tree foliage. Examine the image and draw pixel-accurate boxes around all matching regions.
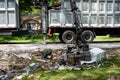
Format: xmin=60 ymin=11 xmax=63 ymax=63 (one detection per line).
xmin=20 ymin=0 xmax=33 ymax=11
xmin=20 ymin=0 xmax=60 ymax=14
xmin=48 ymin=0 xmax=60 ymax=6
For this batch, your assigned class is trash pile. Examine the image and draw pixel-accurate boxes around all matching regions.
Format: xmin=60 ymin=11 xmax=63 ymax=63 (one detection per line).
xmin=0 ymin=48 xmax=62 ymax=79
xmin=0 ymin=48 xmax=105 ymax=80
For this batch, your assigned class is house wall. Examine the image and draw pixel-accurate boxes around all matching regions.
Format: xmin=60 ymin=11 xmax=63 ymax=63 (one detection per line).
xmin=21 ymin=15 xmax=41 ymax=31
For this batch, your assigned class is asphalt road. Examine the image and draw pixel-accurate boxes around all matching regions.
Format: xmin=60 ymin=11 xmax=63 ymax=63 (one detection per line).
xmin=90 ymin=42 xmax=120 ymax=49
xmin=0 ymin=42 xmax=120 ymax=52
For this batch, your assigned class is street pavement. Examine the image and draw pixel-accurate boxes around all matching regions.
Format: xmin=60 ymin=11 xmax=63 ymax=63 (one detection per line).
xmin=0 ymin=42 xmax=120 ymax=52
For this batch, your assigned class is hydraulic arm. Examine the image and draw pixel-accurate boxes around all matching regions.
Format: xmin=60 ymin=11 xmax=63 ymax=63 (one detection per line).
xmin=69 ymin=0 xmax=90 ymax=53
xmin=68 ymin=0 xmax=91 ymax=65
xmin=69 ymin=0 xmax=83 ymax=48
xmin=33 ymin=0 xmax=91 ymax=67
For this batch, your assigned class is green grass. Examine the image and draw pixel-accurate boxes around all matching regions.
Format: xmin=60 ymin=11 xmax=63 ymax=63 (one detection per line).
xmin=22 ymin=58 xmax=120 ymax=80
xmin=0 ymin=34 xmax=120 ymax=43
xmin=0 ymin=34 xmax=59 ymax=43
xmin=94 ymin=35 xmax=120 ymax=41
xmin=39 ymin=67 xmax=120 ymax=80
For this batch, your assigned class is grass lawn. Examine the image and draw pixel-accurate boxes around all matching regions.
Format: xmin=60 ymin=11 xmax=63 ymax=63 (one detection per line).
xmin=0 ymin=34 xmax=59 ymax=43
xmin=0 ymin=34 xmax=120 ymax=43
xmin=22 ymin=59 xmax=120 ymax=80
xmin=94 ymin=35 xmax=120 ymax=41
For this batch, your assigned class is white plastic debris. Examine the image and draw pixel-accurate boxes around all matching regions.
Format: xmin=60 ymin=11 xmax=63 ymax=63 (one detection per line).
xmin=58 ymin=65 xmax=66 ymax=70
xmin=24 ymin=66 xmax=30 ymax=75
xmin=13 ymin=73 xmax=26 ymax=80
xmin=81 ymin=48 xmax=105 ymax=65
xmin=29 ymin=63 xmax=36 ymax=67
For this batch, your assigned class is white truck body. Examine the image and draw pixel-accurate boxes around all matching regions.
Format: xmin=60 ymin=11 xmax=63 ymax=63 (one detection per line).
xmin=49 ymin=0 xmax=120 ymax=28
xmin=0 ymin=0 xmax=19 ymax=29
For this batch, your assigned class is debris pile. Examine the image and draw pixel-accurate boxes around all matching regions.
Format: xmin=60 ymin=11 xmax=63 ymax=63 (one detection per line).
xmin=0 ymin=52 xmax=31 ymax=71
xmin=0 ymin=47 xmax=105 ymax=79
xmin=0 ymin=48 xmax=61 ymax=79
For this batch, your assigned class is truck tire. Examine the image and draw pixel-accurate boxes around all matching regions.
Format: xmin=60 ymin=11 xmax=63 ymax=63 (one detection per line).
xmin=80 ymin=30 xmax=94 ymax=43
xmin=62 ymin=30 xmax=75 ymax=44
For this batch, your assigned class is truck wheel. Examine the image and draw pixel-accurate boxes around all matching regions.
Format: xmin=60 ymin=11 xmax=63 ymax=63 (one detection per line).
xmin=80 ymin=30 xmax=94 ymax=43
xmin=62 ymin=30 xmax=75 ymax=44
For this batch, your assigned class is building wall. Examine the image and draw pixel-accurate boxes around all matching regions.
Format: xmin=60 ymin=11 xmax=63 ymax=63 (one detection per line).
xmin=21 ymin=14 xmax=41 ymax=31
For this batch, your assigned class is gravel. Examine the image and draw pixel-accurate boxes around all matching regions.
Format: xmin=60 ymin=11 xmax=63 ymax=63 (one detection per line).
xmin=0 ymin=43 xmax=67 ymax=52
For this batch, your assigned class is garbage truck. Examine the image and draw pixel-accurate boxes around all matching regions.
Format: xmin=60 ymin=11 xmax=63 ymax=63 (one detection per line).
xmin=0 ymin=0 xmax=120 ymax=43
xmin=0 ymin=0 xmax=19 ymax=35
xmin=47 ymin=0 xmax=120 ymax=43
